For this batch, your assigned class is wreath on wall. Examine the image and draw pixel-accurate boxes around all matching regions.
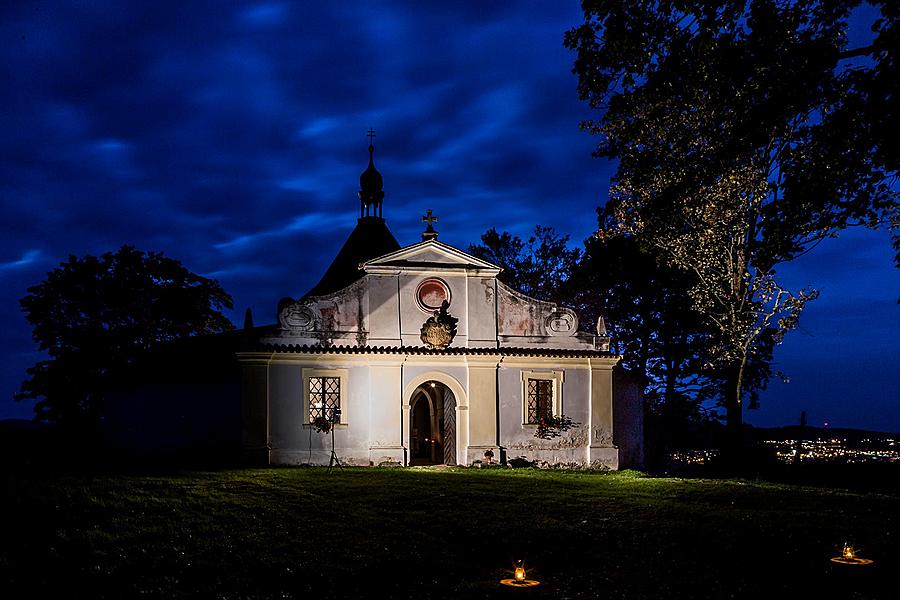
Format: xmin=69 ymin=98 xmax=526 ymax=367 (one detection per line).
xmin=311 ymin=415 xmax=333 ymax=434
xmin=534 ymin=414 xmax=578 ymax=440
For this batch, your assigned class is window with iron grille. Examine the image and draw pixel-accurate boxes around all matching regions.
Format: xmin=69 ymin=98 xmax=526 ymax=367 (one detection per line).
xmin=308 ymin=376 xmax=341 ymax=422
xmin=526 ymin=378 xmax=554 ymax=424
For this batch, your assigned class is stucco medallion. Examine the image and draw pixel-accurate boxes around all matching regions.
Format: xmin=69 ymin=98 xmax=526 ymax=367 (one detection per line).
xmin=416 ymin=277 xmax=451 ymax=313
xmin=546 ymin=308 xmax=578 ymax=336
xmin=279 ymin=303 xmax=316 ymax=331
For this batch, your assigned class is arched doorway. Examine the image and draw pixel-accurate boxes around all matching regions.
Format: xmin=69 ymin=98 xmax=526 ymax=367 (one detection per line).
xmin=409 ymin=381 xmax=457 ymax=466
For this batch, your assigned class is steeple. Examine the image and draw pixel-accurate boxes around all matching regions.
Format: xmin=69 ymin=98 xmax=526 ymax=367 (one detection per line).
xmin=359 ymin=128 xmax=384 ymax=219
xmin=303 ymin=130 xmax=398 ymax=297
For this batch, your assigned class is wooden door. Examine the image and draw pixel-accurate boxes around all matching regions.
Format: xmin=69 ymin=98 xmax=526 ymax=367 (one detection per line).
xmin=442 ymin=388 xmax=457 ymax=466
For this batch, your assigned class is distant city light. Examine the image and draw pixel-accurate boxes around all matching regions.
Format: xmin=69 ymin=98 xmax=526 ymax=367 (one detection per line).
xmin=668 ymin=436 xmax=899 ymax=467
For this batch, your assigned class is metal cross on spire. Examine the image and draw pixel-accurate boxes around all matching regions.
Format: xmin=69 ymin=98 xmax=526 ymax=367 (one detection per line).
xmin=367 ymin=128 xmax=376 ymax=145
xmin=421 ymin=209 xmax=439 ymax=241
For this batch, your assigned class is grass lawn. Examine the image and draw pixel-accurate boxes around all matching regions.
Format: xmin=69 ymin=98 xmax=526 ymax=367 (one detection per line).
xmin=1 ymin=467 xmax=897 ymax=599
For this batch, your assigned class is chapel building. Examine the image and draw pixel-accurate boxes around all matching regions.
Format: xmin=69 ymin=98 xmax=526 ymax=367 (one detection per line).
xmin=237 ymin=141 xmax=642 ymax=469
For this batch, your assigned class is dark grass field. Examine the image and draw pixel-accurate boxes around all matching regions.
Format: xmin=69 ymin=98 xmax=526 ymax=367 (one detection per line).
xmin=2 ymin=467 xmax=897 ymax=599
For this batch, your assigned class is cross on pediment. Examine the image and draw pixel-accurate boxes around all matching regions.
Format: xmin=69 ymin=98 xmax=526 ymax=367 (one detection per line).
xmin=421 ymin=209 xmax=439 ymax=241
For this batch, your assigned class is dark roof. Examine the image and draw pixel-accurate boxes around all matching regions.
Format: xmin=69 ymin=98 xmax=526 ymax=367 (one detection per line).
xmin=253 ymin=343 xmax=618 ymax=359
xmin=303 ymin=216 xmax=401 ymax=298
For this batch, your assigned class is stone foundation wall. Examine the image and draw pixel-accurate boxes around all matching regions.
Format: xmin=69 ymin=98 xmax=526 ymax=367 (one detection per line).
xmin=269 ymin=448 xmax=373 ymax=467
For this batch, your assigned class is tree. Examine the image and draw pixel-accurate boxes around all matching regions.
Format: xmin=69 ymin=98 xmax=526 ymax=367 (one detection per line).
xmin=469 ymin=226 xmax=581 ymax=304
xmin=573 ymin=210 xmax=721 ymax=461
xmin=566 ymin=1 xmax=898 ymax=458
xmin=17 ymin=246 xmax=234 ymax=427
xmin=473 ymin=221 xmax=717 ymax=461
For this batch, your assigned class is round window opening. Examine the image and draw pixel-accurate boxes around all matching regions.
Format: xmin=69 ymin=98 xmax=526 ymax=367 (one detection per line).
xmin=416 ymin=278 xmax=451 ymax=312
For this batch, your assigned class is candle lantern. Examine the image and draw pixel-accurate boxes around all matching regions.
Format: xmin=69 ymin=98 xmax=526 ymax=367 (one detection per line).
xmin=500 ymin=559 xmax=540 ymax=588
xmin=842 ymin=543 xmax=855 ymax=560
xmin=830 ymin=542 xmax=873 ymax=566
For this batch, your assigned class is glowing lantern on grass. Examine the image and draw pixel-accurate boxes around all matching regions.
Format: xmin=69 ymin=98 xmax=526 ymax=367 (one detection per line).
xmin=500 ymin=559 xmax=539 ymax=588
xmin=830 ymin=542 xmax=873 ymax=566
xmin=842 ymin=543 xmax=855 ymax=560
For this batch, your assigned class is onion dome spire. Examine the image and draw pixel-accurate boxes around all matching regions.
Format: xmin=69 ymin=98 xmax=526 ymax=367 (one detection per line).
xmin=359 ymin=128 xmax=384 ymax=219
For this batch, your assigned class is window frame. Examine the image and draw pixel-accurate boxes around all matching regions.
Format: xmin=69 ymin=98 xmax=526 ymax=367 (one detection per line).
xmin=302 ymin=368 xmax=349 ymax=426
xmin=520 ymin=370 xmax=564 ymax=426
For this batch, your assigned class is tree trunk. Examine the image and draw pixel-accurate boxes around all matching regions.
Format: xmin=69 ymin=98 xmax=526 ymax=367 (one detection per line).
xmin=722 ymin=362 xmax=745 ymax=470
xmin=662 ymin=355 xmax=678 ymax=449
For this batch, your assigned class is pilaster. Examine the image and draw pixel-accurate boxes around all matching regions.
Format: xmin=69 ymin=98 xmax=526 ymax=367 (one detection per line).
xmin=588 ymin=360 xmax=619 ymax=469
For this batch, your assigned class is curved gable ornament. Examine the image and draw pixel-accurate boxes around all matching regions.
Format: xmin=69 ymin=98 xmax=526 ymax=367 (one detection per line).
xmin=420 ymin=300 xmax=459 ymax=349
xmin=278 ymin=301 xmax=316 ymax=332
xmin=546 ymin=308 xmax=578 ymax=336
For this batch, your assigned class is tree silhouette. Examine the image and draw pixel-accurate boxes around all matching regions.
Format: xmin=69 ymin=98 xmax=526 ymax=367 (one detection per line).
xmin=566 ymin=1 xmax=898 ymax=461
xmin=17 ymin=246 xmax=233 ymax=427
xmin=469 ymin=226 xmax=581 ymax=305
xmin=573 ymin=210 xmax=718 ymax=461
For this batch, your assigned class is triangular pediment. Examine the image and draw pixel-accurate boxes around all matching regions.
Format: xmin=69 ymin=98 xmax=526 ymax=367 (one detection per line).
xmin=363 ymin=239 xmax=501 ymax=274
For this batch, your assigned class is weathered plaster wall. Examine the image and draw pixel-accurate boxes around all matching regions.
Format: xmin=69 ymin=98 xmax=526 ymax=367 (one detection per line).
xmin=366 ymin=275 xmax=401 ymax=345
xmin=467 ymin=276 xmax=498 ymax=347
xmin=268 ymin=358 xmax=372 ymax=466
xmin=368 ymin=361 xmax=404 ymax=465
xmin=495 ymin=281 xmax=597 ymax=350
xmin=497 ymin=282 xmax=554 ymax=337
xmin=465 ymin=359 xmax=499 ymax=464
xmin=588 ymin=360 xmax=619 ymax=469
xmin=397 ymin=272 xmax=469 ymax=346
xmin=253 ymin=353 xmax=623 ymax=469
xmin=498 ymin=361 xmax=594 ymax=467
xmin=274 ymin=278 xmax=369 ymax=346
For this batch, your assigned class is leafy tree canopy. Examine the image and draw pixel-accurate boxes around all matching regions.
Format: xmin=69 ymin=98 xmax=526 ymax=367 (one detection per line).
xmin=565 ymin=1 xmax=898 ymax=447
xmin=17 ymin=246 xmax=234 ymax=426
xmin=469 ymin=226 xmax=581 ymax=304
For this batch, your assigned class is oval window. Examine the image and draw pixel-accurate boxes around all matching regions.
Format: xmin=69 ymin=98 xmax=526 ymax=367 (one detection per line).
xmin=416 ymin=278 xmax=451 ymax=312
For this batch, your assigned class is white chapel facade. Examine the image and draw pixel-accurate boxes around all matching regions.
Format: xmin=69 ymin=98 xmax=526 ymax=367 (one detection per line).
xmin=237 ymin=141 xmax=635 ymax=469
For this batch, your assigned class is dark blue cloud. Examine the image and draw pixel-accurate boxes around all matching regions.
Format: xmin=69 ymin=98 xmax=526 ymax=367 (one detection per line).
xmin=1 ymin=1 xmax=896 ymax=430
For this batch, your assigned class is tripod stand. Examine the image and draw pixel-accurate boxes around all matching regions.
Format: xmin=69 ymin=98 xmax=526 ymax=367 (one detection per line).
xmin=327 ymin=408 xmax=344 ymax=473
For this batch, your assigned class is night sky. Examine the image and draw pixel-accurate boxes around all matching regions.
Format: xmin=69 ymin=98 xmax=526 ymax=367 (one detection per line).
xmin=2 ymin=2 xmax=897 ymax=432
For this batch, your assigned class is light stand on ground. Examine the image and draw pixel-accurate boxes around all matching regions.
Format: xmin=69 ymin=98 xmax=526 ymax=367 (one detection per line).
xmin=327 ymin=408 xmax=343 ymax=473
